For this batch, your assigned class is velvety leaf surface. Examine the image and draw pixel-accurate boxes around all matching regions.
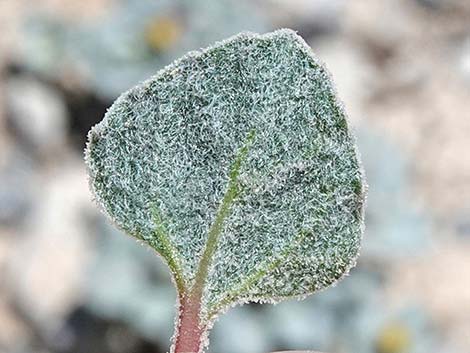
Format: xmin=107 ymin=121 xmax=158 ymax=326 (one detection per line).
xmin=85 ymin=29 xmax=365 ymax=320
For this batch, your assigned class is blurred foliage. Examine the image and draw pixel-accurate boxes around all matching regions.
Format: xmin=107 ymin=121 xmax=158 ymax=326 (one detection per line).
xmin=19 ymin=0 xmax=267 ymax=98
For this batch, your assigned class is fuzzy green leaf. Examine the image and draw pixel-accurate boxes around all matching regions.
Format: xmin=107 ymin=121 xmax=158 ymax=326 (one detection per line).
xmin=85 ymin=29 xmax=365 ymax=324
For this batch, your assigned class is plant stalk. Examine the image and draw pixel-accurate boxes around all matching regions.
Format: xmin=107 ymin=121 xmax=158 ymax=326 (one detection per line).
xmin=172 ymin=131 xmax=255 ymax=353
xmin=173 ymin=292 xmax=205 ymax=353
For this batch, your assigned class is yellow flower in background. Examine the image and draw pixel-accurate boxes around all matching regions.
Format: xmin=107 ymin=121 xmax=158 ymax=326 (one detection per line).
xmin=145 ymin=16 xmax=183 ymax=52
xmin=376 ymin=322 xmax=412 ymax=353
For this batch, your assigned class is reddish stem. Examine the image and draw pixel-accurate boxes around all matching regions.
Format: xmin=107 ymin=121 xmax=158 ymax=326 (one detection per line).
xmin=173 ymin=293 xmax=206 ymax=353
xmin=173 ymin=133 xmax=253 ymax=352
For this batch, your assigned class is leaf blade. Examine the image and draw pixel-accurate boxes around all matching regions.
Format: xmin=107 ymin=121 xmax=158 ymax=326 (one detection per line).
xmin=85 ymin=29 xmax=366 ymax=329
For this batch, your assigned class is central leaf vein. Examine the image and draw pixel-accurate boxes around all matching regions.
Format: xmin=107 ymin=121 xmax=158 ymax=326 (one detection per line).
xmin=191 ymin=129 xmax=256 ymax=301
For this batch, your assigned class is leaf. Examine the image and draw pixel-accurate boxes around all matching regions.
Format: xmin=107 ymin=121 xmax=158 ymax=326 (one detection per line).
xmin=85 ymin=29 xmax=366 ymax=350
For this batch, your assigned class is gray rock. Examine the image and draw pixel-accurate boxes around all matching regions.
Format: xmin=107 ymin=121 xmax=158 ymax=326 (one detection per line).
xmin=5 ymin=76 xmax=68 ymax=156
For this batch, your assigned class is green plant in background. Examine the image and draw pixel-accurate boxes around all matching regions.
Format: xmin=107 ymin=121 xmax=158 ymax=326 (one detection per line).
xmin=85 ymin=29 xmax=366 ymax=353
xmin=20 ymin=0 xmax=267 ymax=99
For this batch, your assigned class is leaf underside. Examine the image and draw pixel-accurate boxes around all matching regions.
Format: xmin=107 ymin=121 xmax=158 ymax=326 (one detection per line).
xmin=85 ymin=29 xmax=365 ymax=323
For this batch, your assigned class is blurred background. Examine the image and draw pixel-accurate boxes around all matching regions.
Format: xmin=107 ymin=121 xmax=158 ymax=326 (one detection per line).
xmin=1 ymin=0 xmax=469 ymax=353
